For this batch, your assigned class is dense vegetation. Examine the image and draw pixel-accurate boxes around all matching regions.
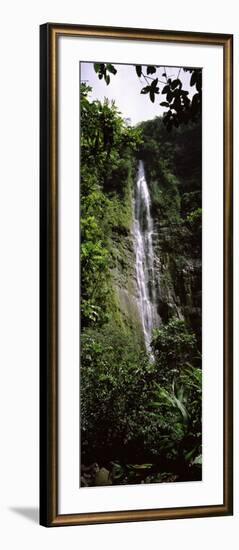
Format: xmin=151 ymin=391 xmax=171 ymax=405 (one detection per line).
xmin=80 ymin=83 xmax=202 ymax=487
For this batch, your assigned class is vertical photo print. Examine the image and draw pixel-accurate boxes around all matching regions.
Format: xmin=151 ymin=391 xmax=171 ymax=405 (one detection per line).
xmin=79 ymin=61 xmax=202 ymax=487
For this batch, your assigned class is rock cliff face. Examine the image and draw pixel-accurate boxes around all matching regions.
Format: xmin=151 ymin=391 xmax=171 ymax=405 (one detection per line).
xmin=106 ymin=166 xmax=145 ymax=350
xmin=108 ymin=192 xmax=201 ymax=354
xmin=104 ymin=120 xmax=201 ymax=355
xmin=139 ymin=119 xmax=202 ymax=348
xmin=110 ymin=233 xmax=145 ymax=349
xmin=153 ymin=230 xmax=202 ymax=339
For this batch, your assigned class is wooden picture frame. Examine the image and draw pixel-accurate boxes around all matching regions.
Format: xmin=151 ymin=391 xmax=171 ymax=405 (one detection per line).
xmin=40 ymin=23 xmax=233 ymax=526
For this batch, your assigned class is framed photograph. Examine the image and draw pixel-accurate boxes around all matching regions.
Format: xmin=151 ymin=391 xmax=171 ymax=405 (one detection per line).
xmin=40 ymin=23 xmax=233 ymax=526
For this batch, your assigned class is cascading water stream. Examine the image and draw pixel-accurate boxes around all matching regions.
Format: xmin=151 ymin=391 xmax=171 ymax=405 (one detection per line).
xmin=133 ymin=160 xmax=159 ymax=353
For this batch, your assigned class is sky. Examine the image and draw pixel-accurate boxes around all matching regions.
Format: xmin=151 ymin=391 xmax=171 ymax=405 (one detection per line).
xmin=80 ymin=62 xmax=194 ymax=125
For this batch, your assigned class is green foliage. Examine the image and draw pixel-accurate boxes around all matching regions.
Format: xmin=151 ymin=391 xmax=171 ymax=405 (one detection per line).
xmin=94 ymin=62 xmax=117 ymax=86
xmin=141 ymin=77 xmax=159 ymax=103
xmin=80 ymin=186 xmax=111 ymax=325
xmin=80 ymin=324 xmax=153 ymax=463
xmin=81 ymin=320 xmax=202 ymax=480
xmin=160 ymin=69 xmax=201 ymax=130
xmin=151 ymin=318 xmax=199 ymax=380
xmin=148 ymin=363 xmax=202 ymax=471
xmin=81 ymin=83 xmax=142 ymax=175
xmin=80 ymin=84 xmax=142 ymax=327
xmin=147 ymin=319 xmax=202 ymax=474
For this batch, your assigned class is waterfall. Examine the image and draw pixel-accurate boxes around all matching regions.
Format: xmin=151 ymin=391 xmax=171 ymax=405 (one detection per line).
xmin=133 ymin=160 xmax=159 ymax=352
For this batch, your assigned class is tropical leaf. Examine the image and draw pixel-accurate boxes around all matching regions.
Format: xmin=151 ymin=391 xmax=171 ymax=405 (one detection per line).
xmin=135 ymin=65 xmax=142 ymax=77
